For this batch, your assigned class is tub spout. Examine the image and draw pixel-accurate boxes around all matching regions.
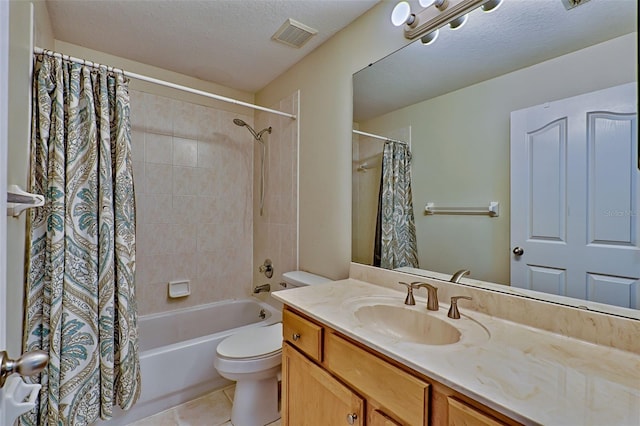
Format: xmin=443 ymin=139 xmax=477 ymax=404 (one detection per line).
xmin=253 ymin=284 xmax=271 ymax=294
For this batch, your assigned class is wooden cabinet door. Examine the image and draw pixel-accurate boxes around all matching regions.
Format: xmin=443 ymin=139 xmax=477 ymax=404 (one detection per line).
xmin=282 ymin=343 xmax=364 ymax=426
xmin=324 ymin=332 xmax=429 ymax=425
xmin=370 ymin=409 xmax=402 ymax=426
xmin=448 ymin=397 xmax=506 ymax=426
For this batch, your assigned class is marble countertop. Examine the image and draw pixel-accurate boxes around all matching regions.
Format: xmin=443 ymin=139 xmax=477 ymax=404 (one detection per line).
xmin=272 ymin=279 xmax=640 ymax=426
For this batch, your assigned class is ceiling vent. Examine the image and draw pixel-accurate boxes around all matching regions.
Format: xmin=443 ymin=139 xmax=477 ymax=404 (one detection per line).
xmin=272 ymin=18 xmax=318 ymax=48
xmin=560 ymin=0 xmax=591 ymax=10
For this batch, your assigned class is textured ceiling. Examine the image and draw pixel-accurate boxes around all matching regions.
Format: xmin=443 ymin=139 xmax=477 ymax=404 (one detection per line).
xmin=45 ymin=0 xmax=380 ymax=93
xmin=354 ymin=0 xmax=638 ymax=121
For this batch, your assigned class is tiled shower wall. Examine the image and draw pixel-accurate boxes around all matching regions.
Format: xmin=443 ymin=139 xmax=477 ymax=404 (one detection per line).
xmin=253 ymin=92 xmax=299 ymax=293
xmin=130 ymin=90 xmax=255 ymax=315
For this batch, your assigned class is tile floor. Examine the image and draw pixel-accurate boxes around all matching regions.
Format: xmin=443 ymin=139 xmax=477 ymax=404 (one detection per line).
xmin=128 ymin=385 xmax=282 ymax=426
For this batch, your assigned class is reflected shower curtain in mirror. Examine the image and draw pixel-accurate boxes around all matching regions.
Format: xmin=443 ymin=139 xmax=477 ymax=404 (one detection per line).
xmin=373 ymin=141 xmax=419 ymax=269
xmin=22 ymin=54 xmax=140 ymax=425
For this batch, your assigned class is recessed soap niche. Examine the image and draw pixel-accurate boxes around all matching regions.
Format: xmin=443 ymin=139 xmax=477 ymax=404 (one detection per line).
xmin=168 ymin=280 xmax=190 ymax=298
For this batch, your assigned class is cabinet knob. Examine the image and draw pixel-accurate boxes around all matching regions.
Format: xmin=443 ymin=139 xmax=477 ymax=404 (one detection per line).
xmin=346 ymin=413 xmax=358 ymax=425
xmin=292 ymin=333 xmax=301 ymax=341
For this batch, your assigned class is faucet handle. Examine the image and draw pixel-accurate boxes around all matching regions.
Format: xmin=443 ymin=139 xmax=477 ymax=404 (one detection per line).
xmin=397 ymin=282 xmax=417 ymax=305
xmin=448 ymin=296 xmax=473 ymax=319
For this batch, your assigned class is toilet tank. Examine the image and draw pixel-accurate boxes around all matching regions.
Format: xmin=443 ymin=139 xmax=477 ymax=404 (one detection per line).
xmin=281 ymin=271 xmax=331 ymax=289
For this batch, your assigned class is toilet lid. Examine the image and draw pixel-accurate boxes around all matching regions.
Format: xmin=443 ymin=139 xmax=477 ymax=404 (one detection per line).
xmin=217 ymin=323 xmax=283 ymax=359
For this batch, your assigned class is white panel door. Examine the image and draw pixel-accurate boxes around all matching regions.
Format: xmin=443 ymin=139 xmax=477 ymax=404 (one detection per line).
xmin=511 ymin=83 xmax=639 ymax=309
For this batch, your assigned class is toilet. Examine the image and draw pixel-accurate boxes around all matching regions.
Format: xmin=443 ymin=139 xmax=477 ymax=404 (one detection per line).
xmin=214 ymin=271 xmax=331 ymax=426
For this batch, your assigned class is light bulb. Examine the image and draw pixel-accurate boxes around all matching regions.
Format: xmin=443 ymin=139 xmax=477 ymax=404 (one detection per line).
xmin=420 ymin=29 xmax=439 ymax=45
xmin=391 ymin=1 xmax=412 ymax=27
xmin=449 ymin=14 xmax=468 ymax=30
xmin=419 ymin=0 xmax=446 ymax=8
xmin=482 ymin=0 xmax=503 ymax=13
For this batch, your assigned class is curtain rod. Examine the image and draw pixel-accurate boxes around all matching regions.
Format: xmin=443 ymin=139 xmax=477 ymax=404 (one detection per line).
xmin=33 ymin=47 xmax=297 ymax=120
xmin=352 ymin=129 xmax=408 ymax=146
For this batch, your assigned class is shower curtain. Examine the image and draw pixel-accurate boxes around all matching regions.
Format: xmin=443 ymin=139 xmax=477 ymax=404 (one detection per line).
xmin=22 ymin=54 xmax=140 ymax=425
xmin=373 ymin=141 xmax=419 ymax=270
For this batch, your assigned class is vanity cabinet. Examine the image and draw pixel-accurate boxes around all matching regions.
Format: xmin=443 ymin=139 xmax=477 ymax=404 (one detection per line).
xmin=282 ymin=307 xmax=520 ymax=426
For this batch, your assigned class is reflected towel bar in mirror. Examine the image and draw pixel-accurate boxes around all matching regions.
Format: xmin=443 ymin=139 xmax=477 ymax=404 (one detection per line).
xmin=424 ymin=201 xmax=499 ymax=217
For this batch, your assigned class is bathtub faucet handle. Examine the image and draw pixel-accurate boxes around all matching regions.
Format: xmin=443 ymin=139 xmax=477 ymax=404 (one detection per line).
xmin=258 ymin=259 xmax=273 ymax=278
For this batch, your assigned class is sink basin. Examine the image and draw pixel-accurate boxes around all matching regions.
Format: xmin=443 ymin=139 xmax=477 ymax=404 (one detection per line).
xmin=346 ymin=296 xmax=490 ymax=347
xmin=354 ymin=304 xmax=461 ymax=345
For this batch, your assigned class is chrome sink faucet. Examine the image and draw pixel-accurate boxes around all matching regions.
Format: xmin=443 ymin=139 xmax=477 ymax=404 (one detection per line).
xmin=450 ymin=269 xmax=470 ymax=283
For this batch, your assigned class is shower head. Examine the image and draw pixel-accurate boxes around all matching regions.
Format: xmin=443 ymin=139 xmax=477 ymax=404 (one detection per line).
xmin=256 ymin=126 xmax=273 ymax=139
xmin=232 ymin=118 xmax=272 ymax=217
xmin=232 ymin=118 xmax=272 ymax=141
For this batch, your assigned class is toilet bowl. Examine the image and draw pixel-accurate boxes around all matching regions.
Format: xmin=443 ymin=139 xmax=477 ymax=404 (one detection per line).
xmin=214 ymin=271 xmax=331 ymax=426
xmin=215 ymin=323 xmax=282 ymax=426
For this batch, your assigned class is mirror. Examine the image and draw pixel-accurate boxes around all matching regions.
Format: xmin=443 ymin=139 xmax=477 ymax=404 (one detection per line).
xmin=352 ymin=0 xmax=638 ymax=318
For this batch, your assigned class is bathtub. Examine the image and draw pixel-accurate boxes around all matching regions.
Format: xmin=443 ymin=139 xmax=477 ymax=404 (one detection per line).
xmin=103 ymin=298 xmax=282 ymax=425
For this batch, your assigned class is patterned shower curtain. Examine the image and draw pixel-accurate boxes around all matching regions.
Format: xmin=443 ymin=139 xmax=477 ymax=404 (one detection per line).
xmin=373 ymin=141 xmax=419 ymax=269
xmin=22 ymin=54 xmax=140 ymax=425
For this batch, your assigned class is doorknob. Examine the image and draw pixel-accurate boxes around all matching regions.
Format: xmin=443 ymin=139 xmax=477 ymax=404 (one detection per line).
xmin=0 ymin=350 xmax=49 ymax=387
xmin=513 ymin=247 xmax=524 ymax=256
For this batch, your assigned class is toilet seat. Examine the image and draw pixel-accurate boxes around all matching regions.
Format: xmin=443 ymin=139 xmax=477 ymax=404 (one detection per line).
xmin=216 ymin=323 xmax=283 ymax=360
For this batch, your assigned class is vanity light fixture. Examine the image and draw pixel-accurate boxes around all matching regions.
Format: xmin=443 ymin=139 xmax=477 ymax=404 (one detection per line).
xmin=392 ymin=0 xmax=503 ymax=41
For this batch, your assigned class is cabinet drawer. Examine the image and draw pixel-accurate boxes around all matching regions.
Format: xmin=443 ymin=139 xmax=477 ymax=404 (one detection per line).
xmin=448 ymin=397 xmax=506 ymax=426
xmin=283 ymin=309 xmax=323 ymax=362
xmin=324 ymin=332 xmax=429 ymax=426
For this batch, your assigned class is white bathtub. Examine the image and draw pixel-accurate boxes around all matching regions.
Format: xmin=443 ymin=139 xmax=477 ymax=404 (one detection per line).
xmin=103 ymin=298 xmax=282 ymax=425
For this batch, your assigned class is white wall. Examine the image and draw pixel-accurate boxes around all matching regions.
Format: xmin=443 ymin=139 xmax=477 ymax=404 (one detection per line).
xmin=256 ymin=2 xmax=410 ymax=279
xmin=357 ymin=33 xmax=638 ymax=284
